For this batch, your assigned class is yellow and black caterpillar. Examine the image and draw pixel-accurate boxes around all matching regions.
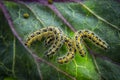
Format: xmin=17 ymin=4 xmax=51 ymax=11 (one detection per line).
xmin=75 ymin=30 xmax=108 ymax=49
xmin=74 ymin=30 xmax=108 ymax=57
xmin=25 ymin=26 xmax=108 ymax=64
xmin=45 ymin=35 xmax=76 ymax=64
xmin=25 ymin=26 xmax=64 ymax=57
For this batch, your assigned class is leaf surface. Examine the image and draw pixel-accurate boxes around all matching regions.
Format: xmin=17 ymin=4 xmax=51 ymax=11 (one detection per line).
xmin=0 ymin=0 xmax=120 ymax=80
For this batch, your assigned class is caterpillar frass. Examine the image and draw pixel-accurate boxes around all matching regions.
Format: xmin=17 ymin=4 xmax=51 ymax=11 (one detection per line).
xmin=25 ymin=26 xmax=64 ymax=57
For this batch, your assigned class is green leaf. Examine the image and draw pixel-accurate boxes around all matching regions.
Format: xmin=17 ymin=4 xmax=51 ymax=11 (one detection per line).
xmin=0 ymin=9 xmax=41 ymax=80
xmin=0 ymin=0 xmax=120 ymax=80
xmin=4 ymin=77 xmax=17 ymax=80
xmin=96 ymin=57 xmax=120 ymax=80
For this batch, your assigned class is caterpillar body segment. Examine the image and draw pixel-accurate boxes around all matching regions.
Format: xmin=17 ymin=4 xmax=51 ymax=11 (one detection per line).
xmin=81 ymin=30 xmax=108 ymax=50
xmin=74 ymin=32 xmax=86 ymax=57
xmin=44 ymin=34 xmax=55 ymax=47
xmin=45 ymin=27 xmax=64 ymax=57
xmin=25 ymin=27 xmax=53 ymax=46
xmin=57 ymin=36 xmax=76 ymax=64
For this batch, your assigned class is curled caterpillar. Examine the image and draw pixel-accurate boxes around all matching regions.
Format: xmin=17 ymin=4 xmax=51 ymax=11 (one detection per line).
xmin=45 ymin=35 xmax=76 ymax=64
xmin=75 ymin=30 xmax=108 ymax=57
xmin=57 ymin=36 xmax=76 ymax=64
xmin=25 ymin=26 xmax=64 ymax=57
xmin=76 ymin=30 xmax=108 ymax=50
xmin=25 ymin=27 xmax=108 ymax=64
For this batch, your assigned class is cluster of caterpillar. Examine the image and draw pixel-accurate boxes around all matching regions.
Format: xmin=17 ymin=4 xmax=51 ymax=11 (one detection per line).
xmin=25 ymin=26 xmax=108 ymax=64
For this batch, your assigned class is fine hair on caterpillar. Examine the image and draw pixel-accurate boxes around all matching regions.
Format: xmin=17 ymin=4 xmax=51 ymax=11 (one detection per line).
xmin=25 ymin=26 xmax=108 ymax=64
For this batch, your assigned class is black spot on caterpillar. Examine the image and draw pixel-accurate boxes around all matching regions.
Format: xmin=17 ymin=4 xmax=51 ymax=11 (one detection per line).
xmin=23 ymin=13 xmax=29 ymax=19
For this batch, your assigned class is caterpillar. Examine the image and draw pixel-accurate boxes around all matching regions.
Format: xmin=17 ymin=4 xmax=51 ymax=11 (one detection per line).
xmin=74 ymin=32 xmax=86 ymax=57
xmin=57 ymin=36 xmax=76 ymax=64
xmin=45 ymin=35 xmax=76 ymax=64
xmin=75 ymin=30 xmax=108 ymax=50
xmin=25 ymin=26 xmax=64 ymax=57
xmin=23 ymin=13 xmax=29 ymax=19
xmin=25 ymin=27 xmax=108 ymax=64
